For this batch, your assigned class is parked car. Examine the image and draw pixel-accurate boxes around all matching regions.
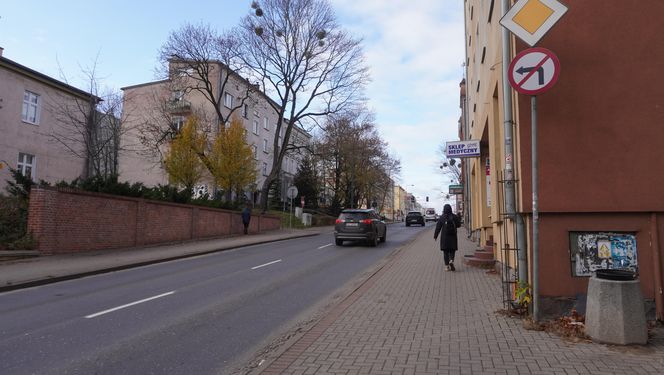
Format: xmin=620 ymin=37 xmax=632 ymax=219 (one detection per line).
xmin=405 ymin=211 xmax=425 ymax=227
xmin=334 ymin=209 xmax=387 ymax=247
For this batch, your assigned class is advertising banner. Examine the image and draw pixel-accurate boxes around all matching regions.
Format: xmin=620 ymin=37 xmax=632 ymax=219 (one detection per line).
xmin=446 ymin=140 xmax=480 ymax=158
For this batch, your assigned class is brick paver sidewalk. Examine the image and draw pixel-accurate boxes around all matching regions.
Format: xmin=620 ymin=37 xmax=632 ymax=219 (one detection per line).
xmin=260 ymin=228 xmax=664 ymax=374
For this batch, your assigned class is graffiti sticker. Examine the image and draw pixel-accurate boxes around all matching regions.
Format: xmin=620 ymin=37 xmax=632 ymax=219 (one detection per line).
xmin=570 ymin=232 xmax=638 ymax=277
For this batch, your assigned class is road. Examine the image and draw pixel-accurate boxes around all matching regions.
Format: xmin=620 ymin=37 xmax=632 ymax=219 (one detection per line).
xmin=0 ymin=223 xmax=429 ymax=374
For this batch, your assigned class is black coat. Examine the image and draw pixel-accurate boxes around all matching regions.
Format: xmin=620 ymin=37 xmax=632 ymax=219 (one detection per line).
xmin=434 ymin=214 xmax=461 ymax=251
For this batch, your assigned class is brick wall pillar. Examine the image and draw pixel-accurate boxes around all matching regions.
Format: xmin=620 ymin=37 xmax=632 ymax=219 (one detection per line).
xmin=191 ymin=207 xmax=199 ymax=239
xmin=27 ymin=187 xmax=59 ymax=254
xmin=135 ymin=200 xmax=146 ymax=246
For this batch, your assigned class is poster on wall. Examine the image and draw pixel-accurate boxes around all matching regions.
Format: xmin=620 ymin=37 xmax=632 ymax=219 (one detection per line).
xmin=569 ymin=232 xmax=638 ymax=277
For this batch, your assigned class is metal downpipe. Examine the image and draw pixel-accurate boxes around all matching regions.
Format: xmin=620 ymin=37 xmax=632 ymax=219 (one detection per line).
xmin=501 ymin=0 xmax=528 ymax=283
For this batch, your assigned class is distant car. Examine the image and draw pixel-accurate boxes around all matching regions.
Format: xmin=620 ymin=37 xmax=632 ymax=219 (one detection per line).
xmin=334 ymin=209 xmax=387 ymax=247
xmin=405 ymin=211 xmax=425 ymax=227
xmin=424 ymin=208 xmax=437 ymax=222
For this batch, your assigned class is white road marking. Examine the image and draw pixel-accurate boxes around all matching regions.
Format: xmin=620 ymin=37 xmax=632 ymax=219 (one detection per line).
xmin=251 ymin=259 xmax=282 ymax=270
xmin=317 ymin=243 xmax=333 ymax=249
xmin=85 ymin=291 xmax=175 ymax=319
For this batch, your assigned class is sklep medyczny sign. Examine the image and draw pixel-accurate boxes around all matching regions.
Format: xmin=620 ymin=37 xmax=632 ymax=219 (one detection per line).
xmin=446 ymin=140 xmax=480 ymax=158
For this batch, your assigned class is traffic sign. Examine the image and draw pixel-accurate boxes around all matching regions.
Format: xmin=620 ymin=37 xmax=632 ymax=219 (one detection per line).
xmin=287 ymin=186 xmax=298 ymax=199
xmin=500 ymin=0 xmax=568 ymax=47
xmin=508 ymin=47 xmax=560 ymax=96
xmin=449 ymin=184 xmax=463 ymax=195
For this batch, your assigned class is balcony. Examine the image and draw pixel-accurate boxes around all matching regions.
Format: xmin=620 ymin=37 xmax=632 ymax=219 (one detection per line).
xmin=166 ymin=99 xmax=192 ymax=114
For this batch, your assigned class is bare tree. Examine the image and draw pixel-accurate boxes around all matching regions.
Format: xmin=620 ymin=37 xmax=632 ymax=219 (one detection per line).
xmin=237 ymin=0 xmax=370 ymax=212
xmin=438 ymin=144 xmax=462 ymax=183
xmin=145 ymin=22 xmax=267 ymax=176
xmin=159 ymin=24 xmax=256 ymax=131
xmin=48 ymin=62 xmax=126 ymax=179
xmin=316 ymin=109 xmax=399 ymax=213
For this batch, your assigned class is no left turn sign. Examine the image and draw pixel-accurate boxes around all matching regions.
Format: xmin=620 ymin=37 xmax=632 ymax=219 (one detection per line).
xmin=508 ymin=47 xmax=560 ymax=96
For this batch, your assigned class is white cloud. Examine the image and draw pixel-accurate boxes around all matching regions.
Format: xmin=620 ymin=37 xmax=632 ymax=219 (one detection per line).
xmin=332 ymin=0 xmax=466 ymax=205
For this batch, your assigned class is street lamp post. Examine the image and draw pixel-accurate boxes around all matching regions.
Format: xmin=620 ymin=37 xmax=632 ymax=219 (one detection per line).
xmin=441 ymin=158 xmax=464 ymax=218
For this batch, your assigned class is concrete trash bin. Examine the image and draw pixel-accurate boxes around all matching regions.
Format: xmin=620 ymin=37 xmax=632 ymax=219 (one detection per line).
xmin=585 ymin=269 xmax=647 ymax=345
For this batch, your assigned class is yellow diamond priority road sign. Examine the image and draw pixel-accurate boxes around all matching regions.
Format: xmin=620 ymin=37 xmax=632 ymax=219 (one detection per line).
xmin=500 ymin=0 xmax=568 ymax=47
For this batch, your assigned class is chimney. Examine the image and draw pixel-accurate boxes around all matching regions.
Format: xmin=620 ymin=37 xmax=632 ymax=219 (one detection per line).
xmin=0 ymin=47 xmax=4 ymax=57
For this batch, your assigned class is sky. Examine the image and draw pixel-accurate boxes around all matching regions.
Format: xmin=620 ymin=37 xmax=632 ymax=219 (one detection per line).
xmin=0 ymin=0 xmax=465 ymax=213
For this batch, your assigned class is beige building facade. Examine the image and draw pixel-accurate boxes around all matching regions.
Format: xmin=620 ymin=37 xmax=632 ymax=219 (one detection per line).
xmin=120 ymin=60 xmax=310 ymax=202
xmin=463 ymin=0 xmax=506 ymax=250
xmin=0 ymin=48 xmax=96 ymax=191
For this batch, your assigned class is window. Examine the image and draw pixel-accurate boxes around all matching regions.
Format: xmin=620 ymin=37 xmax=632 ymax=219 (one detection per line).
xmin=176 ymin=67 xmax=193 ymax=76
xmin=17 ymin=152 xmax=35 ymax=179
xmin=252 ymin=144 xmax=258 ymax=159
xmin=253 ymin=120 xmax=259 ymax=135
xmin=243 ymin=104 xmax=248 ymax=118
xmin=263 ymin=117 xmax=269 ymax=130
xmin=481 ymin=47 xmax=486 ymax=64
xmin=22 ymin=91 xmax=40 ymax=124
xmin=224 ymin=92 xmax=233 ymax=108
xmin=488 ymin=0 xmax=495 ymax=23
xmin=263 ymin=139 xmax=268 ymax=153
xmin=171 ymin=90 xmax=184 ymax=102
xmin=262 ymin=162 xmax=268 ymax=176
xmin=171 ymin=116 xmax=185 ymax=132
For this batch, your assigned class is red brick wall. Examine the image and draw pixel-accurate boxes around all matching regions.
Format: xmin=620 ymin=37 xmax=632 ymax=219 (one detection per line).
xmin=27 ymin=187 xmax=281 ymax=254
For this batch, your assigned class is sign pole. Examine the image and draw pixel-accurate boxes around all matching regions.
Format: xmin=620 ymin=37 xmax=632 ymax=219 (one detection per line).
xmin=531 ymin=95 xmax=540 ymax=322
xmin=501 ymin=0 xmax=568 ymax=325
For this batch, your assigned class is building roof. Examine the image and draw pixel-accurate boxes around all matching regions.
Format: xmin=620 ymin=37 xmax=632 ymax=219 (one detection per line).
xmin=120 ymin=79 xmax=170 ymax=91
xmin=0 ymin=55 xmax=99 ymax=102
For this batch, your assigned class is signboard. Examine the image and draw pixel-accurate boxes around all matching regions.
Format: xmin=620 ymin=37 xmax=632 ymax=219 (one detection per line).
xmin=500 ymin=0 xmax=568 ymax=47
xmin=508 ymin=47 xmax=560 ymax=96
xmin=449 ymin=184 xmax=463 ymax=195
xmin=445 ymin=140 xmax=480 ymax=158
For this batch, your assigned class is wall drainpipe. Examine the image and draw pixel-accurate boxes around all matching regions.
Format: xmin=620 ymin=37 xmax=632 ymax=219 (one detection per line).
xmin=501 ymin=0 xmax=528 ymax=283
xmin=651 ymin=213 xmax=663 ymax=321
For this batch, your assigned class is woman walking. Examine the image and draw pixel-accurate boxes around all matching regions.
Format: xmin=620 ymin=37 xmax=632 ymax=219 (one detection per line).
xmin=434 ymin=204 xmax=461 ymax=271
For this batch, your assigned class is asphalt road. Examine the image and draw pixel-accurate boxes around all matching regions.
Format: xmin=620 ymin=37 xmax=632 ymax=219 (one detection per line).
xmin=0 ymin=222 xmax=430 ymax=375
